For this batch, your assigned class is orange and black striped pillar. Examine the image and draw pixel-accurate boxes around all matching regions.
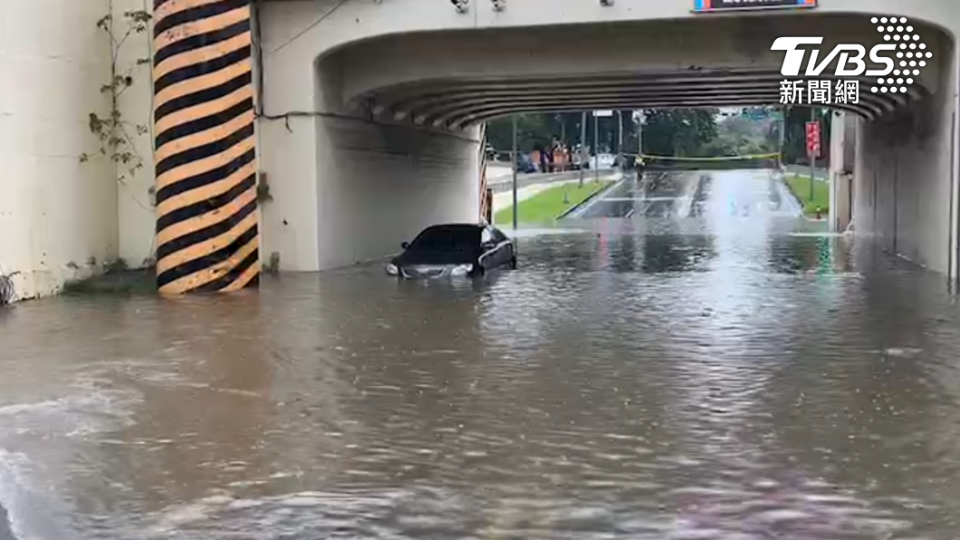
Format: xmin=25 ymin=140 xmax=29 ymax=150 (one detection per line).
xmin=152 ymin=0 xmax=259 ymax=294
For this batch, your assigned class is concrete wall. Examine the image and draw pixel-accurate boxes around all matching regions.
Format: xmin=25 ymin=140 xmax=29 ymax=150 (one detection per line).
xmin=312 ymin=114 xmax=480 ymax=269
xmin=0 ymin=0 xmax=156 ymax=301
xmin=312 ymin=57 xmax=479 ymax=267
xmin=0 ymin=0 xmax=117 ymax=299
xmin=254 ymin=0 xmax=960 ymax=57
xmin=829 ymin=112 xmax=856 ymax=232
xmin=113 ymin=0 xmax=158 ymax=269
xmin=853 ymin=37 xmax=959 ymax=275
xmin=257 ymin=14 xmax=481 ymax=272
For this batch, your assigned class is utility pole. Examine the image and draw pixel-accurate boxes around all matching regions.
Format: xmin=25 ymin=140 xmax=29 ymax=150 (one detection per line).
xmin=637 ymin=109 xmax=644 ymax=157
xmin=617 ymin=110 xmax=623 ymax=168
xmin=809 ymin=107 xmax=816 ymax=202
xmin=593 ymin=110 xmax=600 ymax=183
xmin=579 ymin=111 xmax=587 ymax=187
xmin=560 ymin=116 xmax=567 ymax=172
xmin=560 ymin=115 xmax=566 ymax=146
xmin=512 ymin=114 xmax=518 ymax=230
xmin=779 ymin=106 xmax=787 ymax=168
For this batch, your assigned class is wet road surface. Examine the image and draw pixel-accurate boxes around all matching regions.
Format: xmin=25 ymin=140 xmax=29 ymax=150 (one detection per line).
xmin=3 ymin=170 xmax=960 ymax=539
xmin=573 ymin=170 xmax=801 ymax=220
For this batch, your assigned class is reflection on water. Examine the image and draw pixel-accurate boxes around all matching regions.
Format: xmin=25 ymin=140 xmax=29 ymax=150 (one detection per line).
xmin=2 ymin=171 xmax=960 ymax=539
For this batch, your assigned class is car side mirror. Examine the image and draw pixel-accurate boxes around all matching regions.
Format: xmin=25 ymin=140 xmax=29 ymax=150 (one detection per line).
xmin=401 ymin=241 xmax=409 ymax=250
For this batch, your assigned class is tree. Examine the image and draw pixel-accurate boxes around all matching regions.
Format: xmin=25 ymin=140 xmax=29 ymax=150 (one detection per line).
xmin=487 ymin=111 xmax=635 ymax=154
xmin=486 ymin=114 xmax=556 ymax=153
xmin=783 ymin=106 xmax=832 ymax=165
xmin=701 ymin=110 xmax=779 ymax=157
xmin=641 ymin=109 xmax=719 ymax=157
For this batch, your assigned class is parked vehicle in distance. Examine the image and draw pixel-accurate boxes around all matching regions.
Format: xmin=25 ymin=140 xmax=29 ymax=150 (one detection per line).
xmin=516 ymin=153 xmax=537 ymax=174
xmin=386 ymin=223 xmax=517 ymax=279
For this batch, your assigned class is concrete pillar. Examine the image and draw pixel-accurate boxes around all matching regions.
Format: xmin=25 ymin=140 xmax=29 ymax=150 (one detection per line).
xmin=152 ymin=0 xmax=259 ymax=294
xmin=829 ymin=111 xmax=856 ymax=232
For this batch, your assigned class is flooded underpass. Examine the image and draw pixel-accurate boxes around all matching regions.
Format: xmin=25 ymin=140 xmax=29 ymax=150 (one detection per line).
xmin=2 ymin=170 xmax=960 ymax=539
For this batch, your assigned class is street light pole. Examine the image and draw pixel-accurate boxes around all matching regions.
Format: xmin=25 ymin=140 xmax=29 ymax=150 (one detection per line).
xmin=637 ymin=109 xmax=644 ymax=157
xmin=779 ymin=106 xmax=787 ymax=167
xmin=559 ymin=113 xmax=565 ymax=146
xmin=809 ymin=107 xmax=816 ymax=203
xmin=594 ymin=110 xmax=600 ymax=183
xmin=617 ymin=110 xmax=623 ymax=168
xmin=579 ymin=111 xmax=587 ymax=187
xmin=512 ymin=114 xmax=518 ymax=230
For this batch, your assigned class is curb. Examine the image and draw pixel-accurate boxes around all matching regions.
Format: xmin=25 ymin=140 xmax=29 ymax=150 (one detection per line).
xmin=781 ymin=175 xmax=827 ymax=216
xmin=555 ymin=176 xmax=623 ymax=220
xmin=783 ymin=179 xmax=805 ymax=210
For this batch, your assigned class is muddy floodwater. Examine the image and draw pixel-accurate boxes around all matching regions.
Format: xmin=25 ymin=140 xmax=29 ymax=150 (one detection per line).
xmin=2 ymin=171 xmax=960 ymax=539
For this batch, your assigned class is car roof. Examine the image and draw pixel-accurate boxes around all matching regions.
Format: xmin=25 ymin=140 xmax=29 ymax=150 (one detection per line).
xmin=421 ymin=223 xmax=486 ymax=232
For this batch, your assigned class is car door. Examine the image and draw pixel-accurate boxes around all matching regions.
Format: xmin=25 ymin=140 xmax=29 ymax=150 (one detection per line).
xmin=491 ymin=227 xmax=514 ymax=267
xmin=479 ymin=227 xmax=500 ymax=270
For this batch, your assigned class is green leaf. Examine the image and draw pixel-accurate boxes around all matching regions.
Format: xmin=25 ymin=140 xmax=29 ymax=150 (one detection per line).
xmin=95 ymin=14 xmax=112 ymax=30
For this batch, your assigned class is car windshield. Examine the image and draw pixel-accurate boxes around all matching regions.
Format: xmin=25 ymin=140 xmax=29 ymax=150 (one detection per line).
xmin=408 ymin=226 xmax=480 ymax=254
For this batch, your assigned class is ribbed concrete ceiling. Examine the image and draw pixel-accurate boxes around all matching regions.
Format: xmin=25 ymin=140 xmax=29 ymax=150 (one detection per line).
xmin=327 ymin=13 xmax=940 ymax=131
xmin=362 ymin=70 xmax=917 ymax=130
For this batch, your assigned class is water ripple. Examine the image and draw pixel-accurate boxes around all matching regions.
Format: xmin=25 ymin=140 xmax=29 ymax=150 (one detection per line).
xmin=2 ymin=171 xmax=960 ymax=538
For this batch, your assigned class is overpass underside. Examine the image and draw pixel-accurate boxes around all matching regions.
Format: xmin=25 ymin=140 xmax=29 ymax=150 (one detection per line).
xmin=150 ymin=0 xmax=960 ymax=291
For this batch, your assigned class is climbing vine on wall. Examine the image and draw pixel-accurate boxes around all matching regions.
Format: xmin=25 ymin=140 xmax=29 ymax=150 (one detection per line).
xmin=79 ymin=9 xmax=152 ymax=187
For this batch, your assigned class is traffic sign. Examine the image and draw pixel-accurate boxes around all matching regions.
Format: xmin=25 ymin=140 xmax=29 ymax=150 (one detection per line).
xmin=805 ymin=121 xmax=821 ymax=158
xmin=694 ymin=0 xmax=817 ymax=13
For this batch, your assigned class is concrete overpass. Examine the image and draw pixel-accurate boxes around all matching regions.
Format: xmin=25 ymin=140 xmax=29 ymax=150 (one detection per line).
xmin=257 ymin=0 xmax=959 ymax=283
xmin=1 ymin=0 xmax=958 ymax=298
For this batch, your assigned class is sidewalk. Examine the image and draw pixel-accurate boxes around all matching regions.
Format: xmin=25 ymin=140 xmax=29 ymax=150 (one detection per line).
xmin=488 ymin=169 xmax=617 ymax=196
xmin=487 ymin=163 xmax=586 ymax=181
xmin=488 ymin=171 xmax=576 ymax=188
xmin=486 ymin=164 xmax=513 ymax=180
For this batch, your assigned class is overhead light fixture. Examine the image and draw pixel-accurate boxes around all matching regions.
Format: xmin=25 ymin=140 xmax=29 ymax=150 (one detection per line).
xmin=600 ymin=0 xmax=614 ymax=5
xmin=450 ymin=0 xmax=468 ymax=13
xmin=491 ymin=0 xmax=505 ymax=11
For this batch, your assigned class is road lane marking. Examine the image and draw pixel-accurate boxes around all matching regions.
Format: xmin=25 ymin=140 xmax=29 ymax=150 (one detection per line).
xmin=568 ymin=177 xmax=627 ymax=218
xmin=602 ymin=197 xmax=678 ymax=202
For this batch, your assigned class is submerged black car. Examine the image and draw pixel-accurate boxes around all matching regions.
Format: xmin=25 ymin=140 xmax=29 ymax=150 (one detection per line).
xmin=386 ymin=223 xmax=517 ymax=279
